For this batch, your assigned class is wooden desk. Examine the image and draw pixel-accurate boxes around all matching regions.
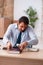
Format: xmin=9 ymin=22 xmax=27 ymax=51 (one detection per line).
xmin=0 ymin=49 xmax=43 ymax=65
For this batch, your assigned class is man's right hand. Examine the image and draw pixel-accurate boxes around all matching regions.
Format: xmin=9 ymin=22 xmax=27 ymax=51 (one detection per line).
xmin=6 ymin=42 xmax=12 ymax=50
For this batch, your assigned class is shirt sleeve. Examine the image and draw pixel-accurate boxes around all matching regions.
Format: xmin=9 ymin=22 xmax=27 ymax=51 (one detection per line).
xmin=3 ymin=24 xmax=12 ymax=46
xmin=26 ymin=26 xmax=38 ymax=46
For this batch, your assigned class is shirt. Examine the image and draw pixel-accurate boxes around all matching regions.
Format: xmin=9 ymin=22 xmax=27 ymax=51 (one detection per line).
xmin=3 ymin=23 xmax=38 ymax=47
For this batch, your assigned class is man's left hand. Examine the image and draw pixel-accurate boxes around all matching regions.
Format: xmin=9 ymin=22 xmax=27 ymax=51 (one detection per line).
xmin=18 ymin=42 xmax=28 ymax=51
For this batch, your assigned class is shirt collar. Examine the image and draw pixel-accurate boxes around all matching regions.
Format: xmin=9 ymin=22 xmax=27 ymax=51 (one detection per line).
xmin=14 ymin=23 xmax=18 ymax=29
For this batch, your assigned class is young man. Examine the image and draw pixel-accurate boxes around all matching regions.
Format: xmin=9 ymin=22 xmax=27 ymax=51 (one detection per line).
xmin=3 ymin=16 xmax=38 ymax=51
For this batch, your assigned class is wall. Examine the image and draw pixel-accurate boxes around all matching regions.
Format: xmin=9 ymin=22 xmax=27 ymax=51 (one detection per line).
xmin=3 ymin=0 xmax=14 ymax=20
xmin=0 ymin=0 xmax=14 ymax=38
xmin=0 ymin=0 xmax=4 ymax=17
xmin=14 ymin=0 xmax=42 ymax=38
xmin=0 ymin=0 xmax=14 ymax=20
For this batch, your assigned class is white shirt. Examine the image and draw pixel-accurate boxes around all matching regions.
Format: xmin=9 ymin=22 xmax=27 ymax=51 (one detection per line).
xmin=3 ymin=23 xmax=38 ymax=47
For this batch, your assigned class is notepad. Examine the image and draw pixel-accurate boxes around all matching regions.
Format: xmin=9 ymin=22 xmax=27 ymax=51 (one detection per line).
xmin=8 ymin=50 xmax=20 ymax=54
xmin=3 ymin=47 xmax=22 ymax=54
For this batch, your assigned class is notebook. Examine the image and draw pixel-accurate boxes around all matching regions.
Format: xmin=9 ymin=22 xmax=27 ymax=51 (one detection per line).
xmin=3 ymin=47 xmax=22 ymax=54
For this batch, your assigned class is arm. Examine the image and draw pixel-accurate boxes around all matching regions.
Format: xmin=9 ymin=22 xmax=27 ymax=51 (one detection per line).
xmin=26 ymin=26 xmax=38 ymax=46
xmin=18 ymin=26 xmax=38 ymax=51
xmin=3 ymin=24 xmax=12 ymax=47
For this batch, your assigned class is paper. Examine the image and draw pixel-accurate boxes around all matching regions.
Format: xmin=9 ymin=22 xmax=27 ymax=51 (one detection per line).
xmin=8 ymin=50 xmax=20 ymax=54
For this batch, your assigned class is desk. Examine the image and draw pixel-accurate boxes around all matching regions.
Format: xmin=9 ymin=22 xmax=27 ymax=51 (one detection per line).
xmin=0 ymin=49 xmax=43 ymax=65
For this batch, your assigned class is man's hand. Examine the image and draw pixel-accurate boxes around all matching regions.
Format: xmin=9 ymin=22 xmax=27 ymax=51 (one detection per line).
xmin=18 ymin=42 xmax=28 ymax=51
xmin=6 ymin=42 xmax=12 ymax=50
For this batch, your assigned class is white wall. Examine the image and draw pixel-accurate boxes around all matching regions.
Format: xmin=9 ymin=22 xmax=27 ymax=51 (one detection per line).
xmin=14 ymin=0 xmax=42 ymax=38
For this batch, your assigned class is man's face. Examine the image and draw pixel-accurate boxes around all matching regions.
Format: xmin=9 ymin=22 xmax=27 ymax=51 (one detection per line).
xmin=18 ymin=22 xmax=28 ymax=32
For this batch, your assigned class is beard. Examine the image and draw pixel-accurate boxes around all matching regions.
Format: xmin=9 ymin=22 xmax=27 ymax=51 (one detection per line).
xmin=21 ymin=29 xmax=26 ymax=32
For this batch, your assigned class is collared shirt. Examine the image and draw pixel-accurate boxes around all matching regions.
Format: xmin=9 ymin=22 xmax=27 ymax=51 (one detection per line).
xmin=3 ymin=23 xmax=38 ymax=47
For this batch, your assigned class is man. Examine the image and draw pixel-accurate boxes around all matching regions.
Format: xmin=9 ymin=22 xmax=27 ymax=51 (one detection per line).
xmin=3 ymin=16 xmax=38 ymax=51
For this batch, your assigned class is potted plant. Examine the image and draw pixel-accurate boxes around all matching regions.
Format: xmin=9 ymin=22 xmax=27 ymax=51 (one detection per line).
xmin=24 ymin=6 xmax=38 ymax=28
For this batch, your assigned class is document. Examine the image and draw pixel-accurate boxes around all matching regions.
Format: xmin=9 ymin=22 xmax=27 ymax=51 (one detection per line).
xmin=3 ymin=47 xmax=22 ymax=54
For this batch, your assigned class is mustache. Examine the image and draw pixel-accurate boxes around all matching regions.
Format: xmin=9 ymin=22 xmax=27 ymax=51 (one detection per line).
xmin=22 ymin=29 xmax=26 ymax=32
xmin=22 ymin=27 xmax=27 ymax=32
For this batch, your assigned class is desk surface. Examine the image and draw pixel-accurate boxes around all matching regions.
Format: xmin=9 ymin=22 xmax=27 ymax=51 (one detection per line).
xmin=0 ymin=49 xmax=43 ymax=65
xmin=0 ymin=49 xmax=43 ymax=61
